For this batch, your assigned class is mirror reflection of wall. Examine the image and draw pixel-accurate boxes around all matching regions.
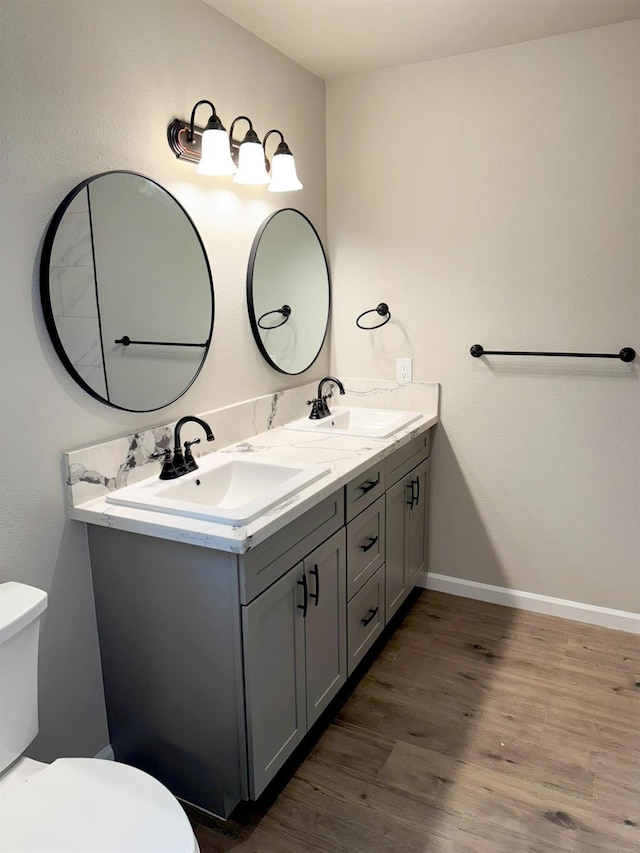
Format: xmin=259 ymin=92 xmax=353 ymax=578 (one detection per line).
xmin=48 ymin=187 xmax=105 ymax=394
xmin=41 ymin=172 xmax=214 ymax=412
xmin=247 ymin=209 xmax=330 ymax=375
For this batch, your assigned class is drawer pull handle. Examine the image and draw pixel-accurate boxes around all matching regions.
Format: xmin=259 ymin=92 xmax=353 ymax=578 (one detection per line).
xmin=358 ymin=479 xmax=379 ymax=494
xmin=297 ymin=573 xmax=308 ymax=618
xmin=361 ymin=607 xmax=379 ymax=626
xmin=309 ymin=563 xmax=320 ymax=606
xmin=361 ymin=536 xmax=379 ymax=553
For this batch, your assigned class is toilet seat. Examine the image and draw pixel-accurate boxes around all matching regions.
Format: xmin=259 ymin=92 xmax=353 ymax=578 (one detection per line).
xmin=0 ymin=757 xmax=198 ymax=852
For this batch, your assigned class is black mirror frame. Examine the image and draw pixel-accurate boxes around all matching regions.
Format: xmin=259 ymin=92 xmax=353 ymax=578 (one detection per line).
xmin=40 ymin=170 xmax=215 ymax=412
xmin=246 ymin=208 xmax=331 ymax=376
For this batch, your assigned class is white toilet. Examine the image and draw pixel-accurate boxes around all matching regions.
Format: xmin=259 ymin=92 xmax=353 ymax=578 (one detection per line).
xmin=0 ymin=582 xmax=200 ymax=852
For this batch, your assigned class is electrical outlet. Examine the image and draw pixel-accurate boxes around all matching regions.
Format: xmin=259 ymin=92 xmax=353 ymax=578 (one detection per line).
xmin=396 ymin=357 xmax=412 ymax=383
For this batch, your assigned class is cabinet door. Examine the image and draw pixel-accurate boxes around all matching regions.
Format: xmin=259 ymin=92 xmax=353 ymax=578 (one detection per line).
xmin=406 ymin=458 xmax=430 ymax=583
xmin=385 ymin=472 xmax=413 ymax=622
xmin=242 ymin=563 xmax=307 ymax=799
xmin=304 ymin=529 xmax=347 ymax=728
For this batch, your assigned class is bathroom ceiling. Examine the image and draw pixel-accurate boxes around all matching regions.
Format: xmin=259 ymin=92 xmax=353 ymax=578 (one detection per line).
xmin=203 ymin=0 xmax=640 ymax=78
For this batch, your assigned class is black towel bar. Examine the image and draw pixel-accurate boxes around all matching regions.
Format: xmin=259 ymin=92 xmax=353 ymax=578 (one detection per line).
xmin=114 ymin=336 xmax=207 ymax=348
xmin=470 ymin=344 xmax=635 ymax=362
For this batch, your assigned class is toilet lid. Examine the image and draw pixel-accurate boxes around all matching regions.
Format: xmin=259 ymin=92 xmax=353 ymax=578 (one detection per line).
xmin=0 ymin=758 xmax=197 ymax=852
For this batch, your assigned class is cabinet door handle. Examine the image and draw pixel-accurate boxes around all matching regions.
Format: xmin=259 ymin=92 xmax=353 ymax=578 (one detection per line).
xmin=406 ymin=478 xmax=419 ymax=509
xmin=361 ymin=536 xmax=379 ymax=553
xmin=361 ymin=607 xmax=379 ymax=626
xmin=309 ymin=563 xmax=320 ymax=606
xmin=297 ymin=572 xmax=308 ymax=618
xmin=405 ymin=482 xmax=414 ymax=507
xmin=358 ymin=478 xmax=379 ymax=494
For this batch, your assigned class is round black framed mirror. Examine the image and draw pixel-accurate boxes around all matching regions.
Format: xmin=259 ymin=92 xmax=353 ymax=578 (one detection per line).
xmin=40 ymin=171 xmax=214 ymax=412
xmin=247 ymin=209 xmax=330 ymax=375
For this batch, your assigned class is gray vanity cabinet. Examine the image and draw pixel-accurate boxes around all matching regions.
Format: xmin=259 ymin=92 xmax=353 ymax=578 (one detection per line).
xmin=385 ymin=474 xmax=411 ymax=620
xmin=385 ymin=455 xmax=431 ymax=622
xmin=303 ymin=531 xmax=347 ymax=727
xmin=406 ymin=458 xmax=430 ymax=584
xmin=242 ymin=561 xmax=306 ymax=800
xmin=88 ymin=529 xmax=249 ymax=820
xmin=86 ymin=428 xmax=432 ymax=819
xmin=242 ymin=528 xmax=346 ymax=799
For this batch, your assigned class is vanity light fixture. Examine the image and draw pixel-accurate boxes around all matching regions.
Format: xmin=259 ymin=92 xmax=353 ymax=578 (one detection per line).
xmin=263 ymin=130 xmax=303 ymax=193
xmin=230 ymin=116 xmax=270 ymax=185
xmin=167 ymin=101 xmax=302 ymax=190
xmin=189 ymin=100 xmax=236 ymax=176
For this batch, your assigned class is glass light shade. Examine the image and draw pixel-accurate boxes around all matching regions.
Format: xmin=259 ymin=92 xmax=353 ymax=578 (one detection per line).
xmin=234 ymin=141 xmax=270 ymax=185
xmin=268 ymin=152 xmax=303 ymax=192
xmin=196 ymin=128 xmax=237 ymax=176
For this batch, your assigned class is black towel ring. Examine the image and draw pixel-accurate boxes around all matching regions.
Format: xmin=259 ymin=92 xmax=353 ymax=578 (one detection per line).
xmin=257 ymin=304 xmax=292 ymax=330
xmin=356 ymin=303 xmax=391 ymax=330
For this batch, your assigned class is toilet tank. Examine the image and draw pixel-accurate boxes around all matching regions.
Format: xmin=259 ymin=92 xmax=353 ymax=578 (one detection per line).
xmin=0 ymin=582 xmax=48 ymax=774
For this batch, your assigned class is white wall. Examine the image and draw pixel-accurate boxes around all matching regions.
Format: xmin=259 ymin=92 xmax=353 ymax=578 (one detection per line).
xmin=0 ymin=0 xmax=326 ymax=759
xmin=327 ymin=22 xmax=639 ymax=612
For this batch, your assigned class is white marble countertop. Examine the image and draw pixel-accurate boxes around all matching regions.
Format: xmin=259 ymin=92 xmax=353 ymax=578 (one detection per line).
xmin=70 ymin=413 xmax=438 ymax=554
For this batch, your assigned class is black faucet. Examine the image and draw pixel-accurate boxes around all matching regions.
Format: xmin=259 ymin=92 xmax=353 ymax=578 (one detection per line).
xmin=307 ymin=376 xmax=346 ymax=419
xmin=159 ymin=416 xmax=215 ymax=479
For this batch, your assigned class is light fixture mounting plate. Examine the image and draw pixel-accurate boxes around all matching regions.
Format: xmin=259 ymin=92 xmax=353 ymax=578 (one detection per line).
xmin=167 ymin=118 xmax=204 ymax=164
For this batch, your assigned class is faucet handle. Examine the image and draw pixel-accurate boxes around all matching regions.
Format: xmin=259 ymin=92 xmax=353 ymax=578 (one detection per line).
xmin=183 ymin=440 xmax=200 ymax=473
xmin=307 ymin=398 xmax=326 ymax=420
xmin=158 ymin=449 xmax=178 ymax=480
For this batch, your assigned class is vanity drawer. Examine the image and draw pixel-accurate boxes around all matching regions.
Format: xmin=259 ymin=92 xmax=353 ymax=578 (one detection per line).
xmin=345 ymin=460 xmax=386 ymax=523
xmin=239 ymin=489 xmax=344 ymax=604
xmin=385 ymin=430 xmax=431 ymax=487
xmin=346 ymin=496 xmax=385 ymax=600
xmin=347 ymin=565 xmax=385 ymax=676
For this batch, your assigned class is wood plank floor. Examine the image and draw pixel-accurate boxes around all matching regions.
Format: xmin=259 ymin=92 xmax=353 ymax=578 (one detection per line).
xmin=186 ymin=591 xmax=640 ymax=852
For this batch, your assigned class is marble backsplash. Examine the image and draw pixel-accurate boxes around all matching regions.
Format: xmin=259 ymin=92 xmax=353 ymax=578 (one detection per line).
xmin=65 ymin=378 xmax=439 ymax=507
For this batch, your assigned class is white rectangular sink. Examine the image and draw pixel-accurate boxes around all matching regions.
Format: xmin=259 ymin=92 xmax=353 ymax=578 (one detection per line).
xmin=284 ymin=407 xmax=422 ymax=439
xmin=106 ymin=453 xmax=330 ymax=525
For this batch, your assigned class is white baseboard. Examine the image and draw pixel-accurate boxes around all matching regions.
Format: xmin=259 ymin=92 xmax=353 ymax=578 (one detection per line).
xmin=418 ymin=573 xmax=640 ymax=634
xmin=94 ymin=745 xmax=114 ymax=761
